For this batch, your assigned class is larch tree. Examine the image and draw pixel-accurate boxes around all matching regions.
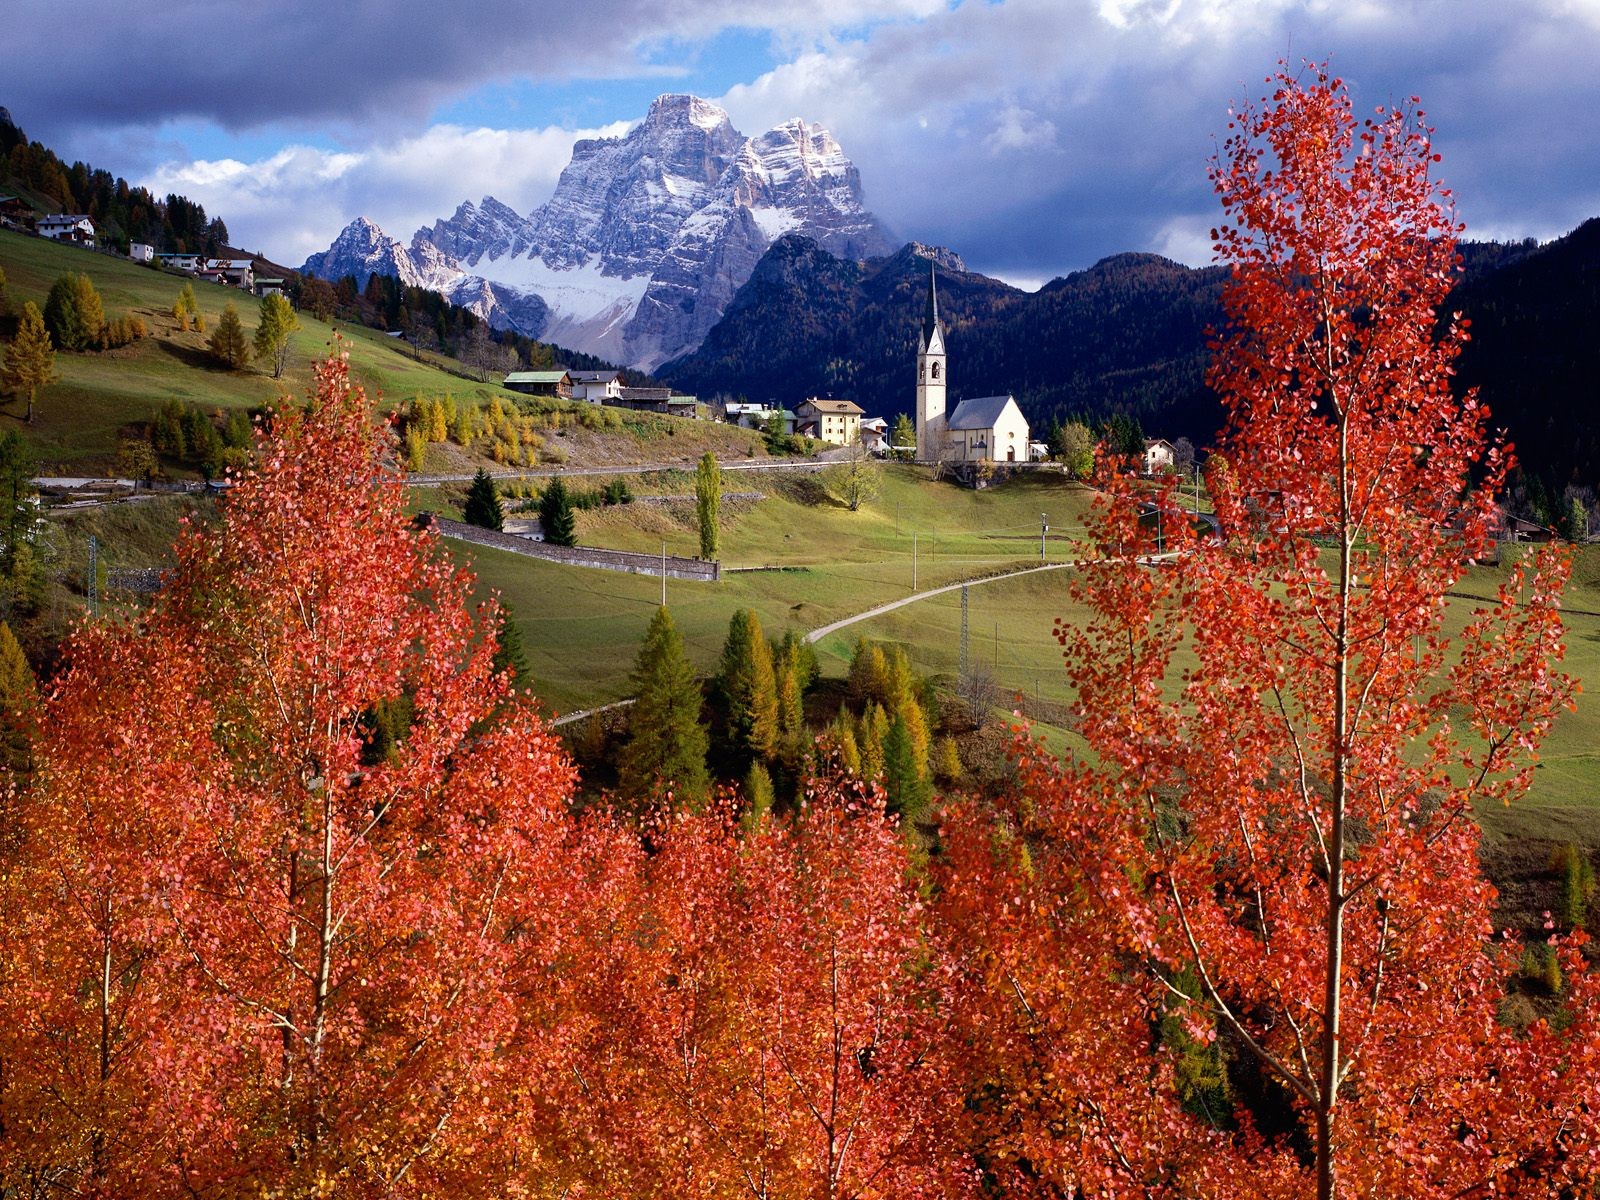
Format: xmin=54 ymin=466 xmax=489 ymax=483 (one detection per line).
xmin=617 ymin=604 xmax=710 ymax=807
xmin=967 ymin=63 xmax=1599 ymax=1199
xmin=715 ymin=608 xmax=778 ymax=771
xmin=1 ymin=301 xmax=56 ymax=423
xmin=43 ymin=273 xmax=104 ymax=351
xmin=207 ymin=300 xmax=251 ymax=369
xmin=695 ymin=450 xmax=721 ymax=560
xmin=251 ymin=291 xmax=300 ymax=378
xmin=171 ymin=282 xmax=200 ymax=331
xmin=5 ymin=345 xmax=583 ymax=1198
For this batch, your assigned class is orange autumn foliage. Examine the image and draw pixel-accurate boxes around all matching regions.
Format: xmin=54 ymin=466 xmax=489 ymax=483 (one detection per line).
xmin=935 ymin=62 xmax=1600 ymax=1200
xmin=1 ymin=347 xmax=581 ymax=1197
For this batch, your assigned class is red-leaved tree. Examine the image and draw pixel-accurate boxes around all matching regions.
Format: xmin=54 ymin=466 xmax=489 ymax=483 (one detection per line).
xmin=946 ymin=63 xmax=1600 ymax=1199
xmin=3 ymin=347 xmax=581 ymax=1198
xmin=542 ymin=778 xmax=973 ymax=1200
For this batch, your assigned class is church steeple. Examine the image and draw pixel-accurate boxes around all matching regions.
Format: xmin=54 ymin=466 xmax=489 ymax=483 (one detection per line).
xmin=920 ymin=262 xmax=945 ymax=355
xmin=915 ymin=259 xmax=947 ymax=460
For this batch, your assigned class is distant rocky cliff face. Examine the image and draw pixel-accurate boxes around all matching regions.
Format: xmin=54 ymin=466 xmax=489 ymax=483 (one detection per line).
xmin=301 ymin=94 xmax=894 ymax=370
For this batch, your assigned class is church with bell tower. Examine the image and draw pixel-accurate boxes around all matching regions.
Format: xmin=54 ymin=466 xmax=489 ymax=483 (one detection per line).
xmin=914 ymin=262 xmax=1030 ymax=466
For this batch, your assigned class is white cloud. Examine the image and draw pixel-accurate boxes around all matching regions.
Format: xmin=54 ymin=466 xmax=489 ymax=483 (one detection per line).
xmin=1149 ymin=215 xmax=1216 ymax=268
xmin=145 ymin=121 xmax=633 ymax=265
xmin=985 ymin=104 xmax=1060 ymax=155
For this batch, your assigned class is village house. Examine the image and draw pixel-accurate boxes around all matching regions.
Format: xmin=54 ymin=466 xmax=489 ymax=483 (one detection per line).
xmin=914 ymin=265 xmax=1031 ymax=464
xmin=1144 ymin=438 xmax=1176 ymax=474
xmin=157 ymin=252 xmax=205 ymax=273
xmin=129 ymin=242 xmax=155 ymax=264
xmin=0 ymin=195 xmax=33 ymax=226
xmin=37 ymin=214 xmax=96 ymax=244
xmin=608 ymin=388 xmax=704 ymax=417
xmin=723 ymin=401 xmax=797 ymax=434
xmin=613 ymin=385 xmax=672 ymax=412
xmin=567 ymin=369 xmax=624 ymax=403
xmin=503 ymin=370 xmax=573 ymax=399
xmin=206 ymin=258 xmax=255 ymax=290
xmin=859 ymin=416 xmax=889 ymax=454
xmin=795 ymin=397 xmax=864 ymax=446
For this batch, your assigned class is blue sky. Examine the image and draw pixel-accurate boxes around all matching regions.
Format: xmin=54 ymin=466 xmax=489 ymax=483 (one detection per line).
xmin=5 ymin=1 xmax=1599 ymax=286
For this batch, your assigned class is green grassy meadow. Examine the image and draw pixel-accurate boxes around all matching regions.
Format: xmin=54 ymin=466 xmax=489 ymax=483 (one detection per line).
xmin=449 ymin=464 xmax=1600 ymax=860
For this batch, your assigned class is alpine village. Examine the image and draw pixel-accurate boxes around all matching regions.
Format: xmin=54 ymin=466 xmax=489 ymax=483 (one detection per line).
xmin=2 ymin=35 xmax=1600 ymax=1200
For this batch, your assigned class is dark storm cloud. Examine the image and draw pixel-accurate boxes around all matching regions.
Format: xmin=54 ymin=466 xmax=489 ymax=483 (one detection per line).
xmin=1 ymin=0 xmax=936 ymax=141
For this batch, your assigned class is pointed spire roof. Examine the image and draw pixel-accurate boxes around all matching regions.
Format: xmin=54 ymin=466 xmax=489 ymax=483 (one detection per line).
xmin=921 ymin=261 xmax=942 ymax=350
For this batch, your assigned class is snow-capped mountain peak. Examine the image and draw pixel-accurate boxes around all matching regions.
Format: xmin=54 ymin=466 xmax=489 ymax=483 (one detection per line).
xmin=302 ymin=95 xmax=894 ymax=369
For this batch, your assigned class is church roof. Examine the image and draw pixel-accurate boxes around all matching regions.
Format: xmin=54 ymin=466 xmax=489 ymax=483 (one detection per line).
xmin=947 ymin=394 xmax=1019 ymax=431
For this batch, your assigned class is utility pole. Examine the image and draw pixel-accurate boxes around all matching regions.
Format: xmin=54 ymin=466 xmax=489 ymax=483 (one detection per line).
xmin=661 ymin=540 xmax=667 ymax=607
xmin=960 ymin=585 xmax=969 ymax=679
xmin=1040 ymin=512 xmax=1048 ymax=560
xmin=86 ymin=535 xmax=98 ymax=618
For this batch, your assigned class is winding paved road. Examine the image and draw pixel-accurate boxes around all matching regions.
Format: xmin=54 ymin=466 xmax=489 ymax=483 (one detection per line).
xmin=801 ymin=561 xmax=1077 ymax=646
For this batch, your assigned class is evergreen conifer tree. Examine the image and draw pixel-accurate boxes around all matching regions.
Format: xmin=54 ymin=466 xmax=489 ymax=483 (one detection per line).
xmin=538 ymin=477 xmax=576 ymax=546
xmin=617 ymin=605 xmax=709 ymax=806
xmin=491 ymin=603 xmax=531 ymax=691
xmin=881 ymin=712 xmax=932 ymax=824
xmin=890 ymin=413 xmax=915 ymax=459
xmin=1 ymin=302 xmax=57 ymax=423
xmin=0 ymin=429 xmax=39 ymax=576
xmin=463 ymin=469 xmax=504 ymax=532
xmin=208 ymin=301 xmax=251 ymax=369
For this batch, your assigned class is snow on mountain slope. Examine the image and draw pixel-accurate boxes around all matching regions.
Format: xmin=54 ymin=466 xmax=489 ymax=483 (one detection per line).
xmin=301 ymin=94 xmax=894 ymax=370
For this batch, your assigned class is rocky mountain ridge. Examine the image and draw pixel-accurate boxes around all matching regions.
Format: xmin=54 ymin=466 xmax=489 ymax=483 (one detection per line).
xmin=301 ymin=94 xmax=894 ymax=370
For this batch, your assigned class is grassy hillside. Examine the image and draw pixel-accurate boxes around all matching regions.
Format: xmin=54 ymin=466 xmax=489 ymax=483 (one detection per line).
xmin=0 ymin=229 xmax=761 ymax=473
xmin=446 ymin=466 xmax=1098 ymax=713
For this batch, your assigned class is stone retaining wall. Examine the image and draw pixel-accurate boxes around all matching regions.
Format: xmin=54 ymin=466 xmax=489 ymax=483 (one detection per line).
xmin=431 ymin=517 xmax=721 ymax=582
